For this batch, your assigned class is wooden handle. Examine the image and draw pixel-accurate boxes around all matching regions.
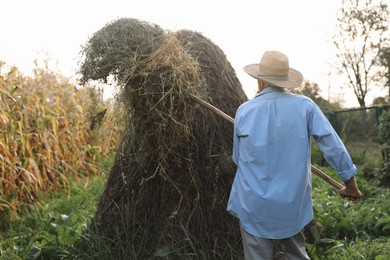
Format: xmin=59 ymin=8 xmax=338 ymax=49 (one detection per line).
xmin=190 ymin=95 xmax=235 ymax=124
xmin=310 ymin=165 xmax=344 ymax=190
xmin=190 ymin=94 xmax=345 ymax=190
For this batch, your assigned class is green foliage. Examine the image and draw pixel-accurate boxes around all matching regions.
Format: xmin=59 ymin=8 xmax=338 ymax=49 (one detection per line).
xmin=0 ymin=176 xmax=106 ymax=259
xmin=378 ymin=109 xmax=390 ymax=154
xmin=378 ymin=47 xmax=390 ymax=94
xmin=1 ymin=161 xmax=389 ymax=259
xmin=307 ymin=166 xmax=390 ymax=259
xmin=335 ymin=109 xmax=379 ymax=143
xmin=378 ymin=109 xmax=390 ymax=186
xmin=307 ymin=237 xmax=390 ymax=260
xmin=293 ymin=80 xmax=341 ymax=112
xmin=372 ymin=96 xmax=389 ymax=106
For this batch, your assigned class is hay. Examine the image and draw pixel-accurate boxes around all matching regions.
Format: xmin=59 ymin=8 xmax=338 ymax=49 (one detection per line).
xmin=78 ymin=18 xmax=248 ymax=257
xmin=79 ymin=18 xmax=166 ymax=85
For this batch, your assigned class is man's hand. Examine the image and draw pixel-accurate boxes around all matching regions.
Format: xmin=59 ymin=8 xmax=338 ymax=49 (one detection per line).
xmin=339 ymin=176 xmax=362 ymax=203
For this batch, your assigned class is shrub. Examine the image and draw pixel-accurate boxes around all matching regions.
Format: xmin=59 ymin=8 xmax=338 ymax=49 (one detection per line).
xmin=377 ymin=109 xmax=390 ymax=187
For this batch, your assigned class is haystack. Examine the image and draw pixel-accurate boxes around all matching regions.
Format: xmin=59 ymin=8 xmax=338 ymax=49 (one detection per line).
xmin=79 ymin=18 xmax=248 ymax=258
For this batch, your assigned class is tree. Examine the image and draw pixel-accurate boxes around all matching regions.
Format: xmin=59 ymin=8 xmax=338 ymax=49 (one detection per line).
xmin=333 ymin=0 xmax=390 ymax=107
xmin=372 ymin=96 xmax=388 ymax=105
xmin=294 ymin=80 xmax=341 ymax=111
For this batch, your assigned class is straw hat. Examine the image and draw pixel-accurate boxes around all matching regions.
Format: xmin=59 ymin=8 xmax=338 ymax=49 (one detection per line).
xmin=244 ymin=51 xmax=303 ymax=89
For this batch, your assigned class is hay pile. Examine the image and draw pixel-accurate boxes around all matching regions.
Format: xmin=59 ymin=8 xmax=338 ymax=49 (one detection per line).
xmin=79 ymin=18 xmax=247 ymax=257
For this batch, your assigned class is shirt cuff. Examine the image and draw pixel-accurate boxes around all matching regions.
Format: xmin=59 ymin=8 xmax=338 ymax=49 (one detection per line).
xmin=338 ymin=164 xmax=357 ymax=182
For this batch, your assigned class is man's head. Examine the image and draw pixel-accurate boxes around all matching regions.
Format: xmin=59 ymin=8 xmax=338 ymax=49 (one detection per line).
xmin=244 ymin=51 xmax=303 ymax=89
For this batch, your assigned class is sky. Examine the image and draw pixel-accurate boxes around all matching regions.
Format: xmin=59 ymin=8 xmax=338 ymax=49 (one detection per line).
xmin=0 ymin=0 xmax=385 ymax=107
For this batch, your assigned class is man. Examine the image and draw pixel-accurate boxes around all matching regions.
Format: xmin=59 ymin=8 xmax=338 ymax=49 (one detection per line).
xmin=227 ymin=51 xmax=362 ymax=259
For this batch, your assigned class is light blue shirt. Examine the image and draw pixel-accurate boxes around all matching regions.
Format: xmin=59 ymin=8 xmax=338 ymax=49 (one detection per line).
xmin=227 ymin=86 xmax=357 ymax=239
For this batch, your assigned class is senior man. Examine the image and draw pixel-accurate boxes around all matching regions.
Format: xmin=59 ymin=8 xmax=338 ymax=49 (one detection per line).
xmin=227 ymin=51 xmax=362 ymax=259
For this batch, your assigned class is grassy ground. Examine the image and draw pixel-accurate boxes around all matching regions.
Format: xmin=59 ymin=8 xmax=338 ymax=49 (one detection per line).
xmin=346 ymin=141 xmax=383 ymax=166
xmin=1 ymin=155 xmax=389 ymax=259
xmin=0 ymin=178 xmax=104 ymax=259
xmin=0 ymin=153 xmax=114 ymax=260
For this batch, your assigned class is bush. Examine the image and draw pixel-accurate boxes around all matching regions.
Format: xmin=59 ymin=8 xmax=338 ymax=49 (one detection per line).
xmin=377 ymin=109 xmax=390 ymax=187
xmin=0 ymin=176 xmax=107 ymax=259
xmin=307 ymin=167 xmax=390 ymax=259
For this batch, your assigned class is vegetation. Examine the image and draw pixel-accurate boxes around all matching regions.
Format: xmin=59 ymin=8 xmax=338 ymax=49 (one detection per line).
xmin=0 ymin=165 xmax=110 ymax=259
xmin=0 ymin=63 xmax=94 ymax=228
xmin=333 ymin=0 xmax=389 ymax=107
xmin=0 ymin=61 xmax=122 ymax=231
xmin=294 ymin=80 xmax=342 ymax=112
xmin=1 ymin=14 xmax=389 ymax=258
xmin=378 ymin=47 xmax=390 ymax=100
xmin=377 ymin=109 xmax=390 ymax=186
xmin=1 ymin=63 xmax=389 ymax=259
xmin=1 ymin=158 xmax=389 ymax=259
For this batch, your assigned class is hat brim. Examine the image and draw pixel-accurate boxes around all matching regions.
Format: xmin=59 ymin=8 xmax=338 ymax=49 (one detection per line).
xmin=244 ymin=64 xmax=303 ymax=89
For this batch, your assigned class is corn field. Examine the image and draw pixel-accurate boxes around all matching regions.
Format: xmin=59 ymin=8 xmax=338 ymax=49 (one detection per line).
xmin=0 ymin=62 xmax=122 ymax=226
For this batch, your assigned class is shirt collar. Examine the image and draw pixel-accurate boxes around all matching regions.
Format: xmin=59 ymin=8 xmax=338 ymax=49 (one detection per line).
xmin=256 ymin=86 xmax=285 ymax=97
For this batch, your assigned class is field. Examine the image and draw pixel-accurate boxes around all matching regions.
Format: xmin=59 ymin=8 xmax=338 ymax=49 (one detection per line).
xmin=0 ymin=64 xmax=389 ymax=259
xmin=1 ymin=157 xmax=389 ymax=259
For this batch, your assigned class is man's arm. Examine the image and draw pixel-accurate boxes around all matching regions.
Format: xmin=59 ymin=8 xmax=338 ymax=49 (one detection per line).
xmin=308 ymin=102 xmax=362 ymax=202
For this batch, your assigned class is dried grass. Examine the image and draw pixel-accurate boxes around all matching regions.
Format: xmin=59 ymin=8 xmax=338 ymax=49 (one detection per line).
xmin=79 ymin=17 xmax=247 ymax=257
xmin=0 ymin=64 xmax=120 ymax=227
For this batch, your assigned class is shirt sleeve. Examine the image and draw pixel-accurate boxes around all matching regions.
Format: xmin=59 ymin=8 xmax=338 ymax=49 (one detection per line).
xmin=308 ymin=102 xmax=357 ymax=182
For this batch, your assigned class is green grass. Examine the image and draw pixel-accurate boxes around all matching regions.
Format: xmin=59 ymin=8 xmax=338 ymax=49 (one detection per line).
xmin=0 ymin=153 xmax=115 ymax=260
xmin=0 ymin=175 xmax=106 ymax=259
xmin=307 ymin=166 xmax=390 ymax=259
xmin=345 ymin=141 xmax=382 ymax=166
xmin=1 ymin=153 xmax=389 ymax=259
